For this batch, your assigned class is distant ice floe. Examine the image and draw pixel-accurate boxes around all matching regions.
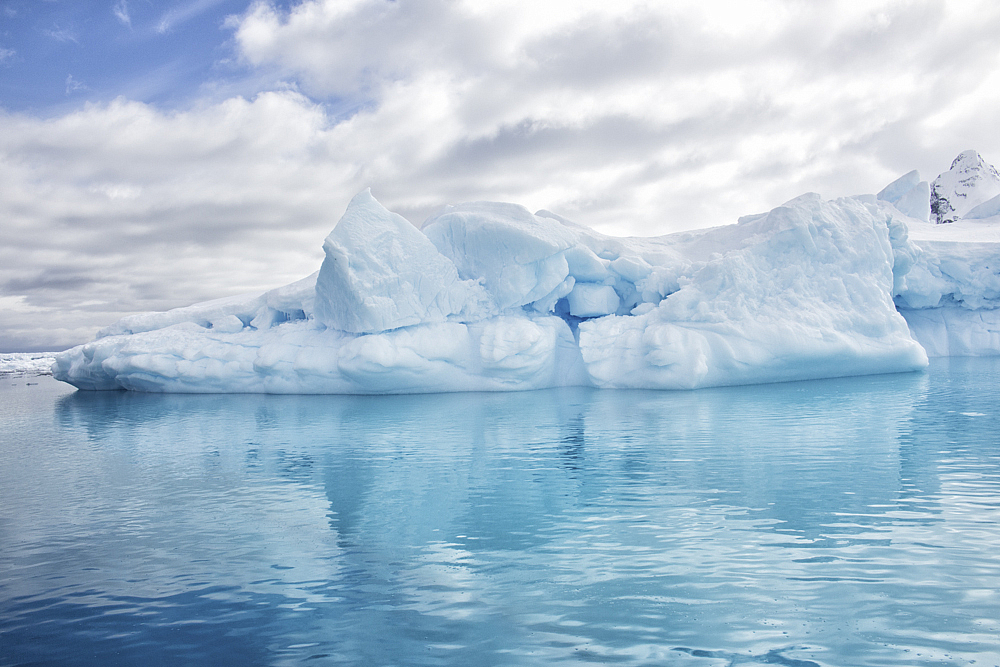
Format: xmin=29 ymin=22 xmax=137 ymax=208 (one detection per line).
xmin=2 ymin=353 xmax=56 ymax=379
xmin=53 ymin=151 xmax=1000 ymax=393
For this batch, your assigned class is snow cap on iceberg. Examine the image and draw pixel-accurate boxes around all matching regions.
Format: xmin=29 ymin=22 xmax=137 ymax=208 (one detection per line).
xmin=314 ymin=189 xmax=492 ymax=333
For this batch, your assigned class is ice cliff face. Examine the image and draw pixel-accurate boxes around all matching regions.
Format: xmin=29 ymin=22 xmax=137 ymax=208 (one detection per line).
xmin=890 ymin=227 xmax=1000 ymax=358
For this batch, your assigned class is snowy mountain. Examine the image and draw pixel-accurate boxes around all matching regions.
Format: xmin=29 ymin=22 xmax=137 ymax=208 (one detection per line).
xmin=930 ymin=150 xmax=1000 ymax=224
xmin=52 ymin=153 xmax=1000 ymax=393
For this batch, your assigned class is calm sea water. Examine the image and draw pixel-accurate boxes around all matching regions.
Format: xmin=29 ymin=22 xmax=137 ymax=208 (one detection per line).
xmin=2 ymin=360 xmax=999 ymax=667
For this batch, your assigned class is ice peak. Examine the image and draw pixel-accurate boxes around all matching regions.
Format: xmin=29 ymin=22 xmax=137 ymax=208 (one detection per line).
xmin=876 ymin=170 xmax=930 ymax=222
xmin=313 ymin=190 xmax=492 ymax=333
xmin=877 ymin=170 xmax=920 ymax=203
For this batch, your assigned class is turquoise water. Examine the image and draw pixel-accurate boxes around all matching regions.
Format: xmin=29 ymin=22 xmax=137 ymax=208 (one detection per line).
xmin=2 ymin=359 xmax=999 ymax=666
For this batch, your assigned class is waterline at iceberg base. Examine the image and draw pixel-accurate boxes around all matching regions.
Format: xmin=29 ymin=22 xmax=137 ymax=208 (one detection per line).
xmin=53 ymin=153 xmax=1000 ymax=393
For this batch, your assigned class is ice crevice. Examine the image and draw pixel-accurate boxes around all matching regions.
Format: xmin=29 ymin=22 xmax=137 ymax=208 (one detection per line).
xmin=53 ymin=153 xmax=1000 ymax=393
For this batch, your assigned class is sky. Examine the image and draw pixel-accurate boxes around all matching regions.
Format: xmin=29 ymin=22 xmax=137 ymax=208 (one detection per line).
xmin=3 ymin=0 xmax=1000 ymax=352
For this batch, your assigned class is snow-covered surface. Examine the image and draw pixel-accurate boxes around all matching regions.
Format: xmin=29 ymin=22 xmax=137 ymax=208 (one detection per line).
xmin=2 ymin=353 xmax=56 ymax=378
xmin=906 ymin=218 xmax=1000 ymax=243
xmin=963 ymin=193 xmax=1000 ymax=220
xmin=51 ymin=151 xmax=1000 ymax=393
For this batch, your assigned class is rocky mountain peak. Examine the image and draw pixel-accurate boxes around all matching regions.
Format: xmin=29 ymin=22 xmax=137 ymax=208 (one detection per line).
xmin=930 ymin=150 xmax=1000 ymax=224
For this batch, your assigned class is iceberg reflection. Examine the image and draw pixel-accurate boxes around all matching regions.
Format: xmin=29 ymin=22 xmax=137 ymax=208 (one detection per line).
xmin=2 ymin=362 xmax=997 ymax=665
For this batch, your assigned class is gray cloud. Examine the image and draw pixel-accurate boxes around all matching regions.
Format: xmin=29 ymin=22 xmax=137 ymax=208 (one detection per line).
xmin=3 ymin=269 xmax=99 ymax=295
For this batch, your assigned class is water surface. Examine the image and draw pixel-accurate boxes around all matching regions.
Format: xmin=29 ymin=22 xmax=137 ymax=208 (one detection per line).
xmin=2 ymin=359 xmax=999 ymax=666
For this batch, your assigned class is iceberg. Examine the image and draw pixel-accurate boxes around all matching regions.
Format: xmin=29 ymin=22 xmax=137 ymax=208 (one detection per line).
xmin=578 ymin=194 xmax=931 ymax=389
xmin=56 ymin=192 xmax=935 ymax=394
xmin=52 ymin=150 xmax=1000 ymax=393
xmin=1 ymin=353 xmax=56 ymax=379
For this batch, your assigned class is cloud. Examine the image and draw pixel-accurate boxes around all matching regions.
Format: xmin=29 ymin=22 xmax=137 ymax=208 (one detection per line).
xmin=0 ymin=93 xmax=348 ymax=350
xmin=0 ymin=47 xmax=14 ymax=64
xmin=113 ymin=0 xmax=132 ymax=27
xmin=228 ymin=0 xmax=1000 ymax=229
xmin=6 ymin=0 xmax=1000 ymax=350
xmin=43 ymin=24 xmax=79 ymax=43
xmin=156 ymin=0 xmax=232 ymax=34
xmin=65 ymin=74 xmax=88 ymax=95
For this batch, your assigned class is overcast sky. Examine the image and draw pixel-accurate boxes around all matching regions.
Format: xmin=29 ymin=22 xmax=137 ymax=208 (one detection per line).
xmin=3 ymin=0 xmax=1000 ymax=351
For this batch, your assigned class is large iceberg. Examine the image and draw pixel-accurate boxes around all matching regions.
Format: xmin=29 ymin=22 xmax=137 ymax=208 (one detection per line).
xmin=53 ymin=152 xmax=1000 ymax=393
